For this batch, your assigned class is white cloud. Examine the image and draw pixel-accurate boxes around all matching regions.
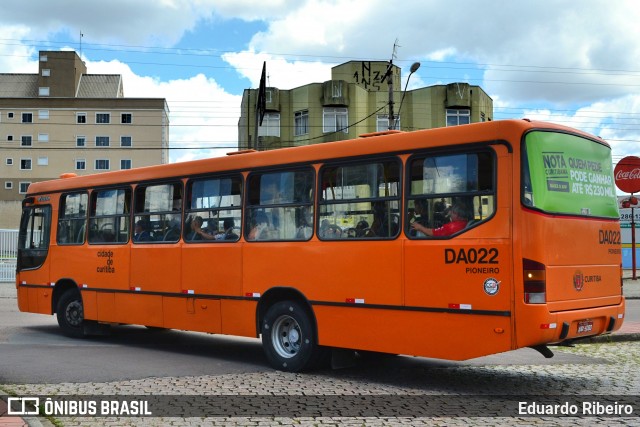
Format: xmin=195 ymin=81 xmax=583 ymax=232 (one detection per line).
xmin=222 ymin=50 xmax=334 ymax=89
xmin=85 ymin=59 xmax=241 ymax=162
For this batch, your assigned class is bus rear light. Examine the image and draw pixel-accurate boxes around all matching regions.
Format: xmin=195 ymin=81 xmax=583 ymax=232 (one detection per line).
xmin=540 ymin=323 xmax=557 ymax=329
xmin=523 ymin=258 xmax=546 ymax=304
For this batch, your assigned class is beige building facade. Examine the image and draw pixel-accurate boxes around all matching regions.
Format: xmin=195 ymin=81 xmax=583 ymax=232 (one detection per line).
xmin=239 ymin=61 xmax=493 ymax=151
xmin=0 ymin=50 xmax=169 ymax=228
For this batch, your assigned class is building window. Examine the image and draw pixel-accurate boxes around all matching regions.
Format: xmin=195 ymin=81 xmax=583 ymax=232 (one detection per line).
xmin=38 ymin=133 xmax=49 ymax=142
xmin=75 ymin=159 xmax=86 ymax=170
xmin=96 ymin=113 xmax=110 ymax=124
xmin=96 ymin=136 xmax=110 ymax=147
xmin=40 ymin=54 xmax=48 ymax=62
xmin=42 ymin=69 xmax=50 ymax=77
xmin=6 ymin=158 xmax=13 ymax=166
xmin=19 ymin=182 xmax=32 ymax=194
xmin=22 ymin=113 xmax=33 ymax=123
xmin=294 ymin=110 xmax=309 ymax=136
xmin=258 ymin=113 xmax=280 ymax=137
xmin=76 ymin=113 xmax=87 ymax=124
xmin=120 ymin=136 xmax=132 ymax=147
xmin=7 ymin=112 xmax=14 ymax=119
xmin=121 ymin=113 xmax=132 ymax=124
xmin=95 ymin=159 xmax=110 ymax=170
xmin=20 ymin=159 xmax=32 ymax=170
xmin=76 ymin=136 xmax=86 ymax=147
xmin=7 ymin=135 xmax=13 ymax=141
xmin=37 ymin=157 xmax=48 ymax=166
xmin=446 ymin=109 xmax=470 ymax=126
xmin=265 ymin=90 xmax=272 ymax=103
xmin=21 ymin=136 xmax=32 ymax=147
xmin=323 ymin=107 xmax=348 ymax=133
xmin=38 ymin=110 xmax=49 ymax=119
xmin=4 ymin=182 xmax=12 ymax=190
xmin=39 ymin=87 xmax=50 ymax=96
xmin=120 ymin=159 xmax=132 ymax=170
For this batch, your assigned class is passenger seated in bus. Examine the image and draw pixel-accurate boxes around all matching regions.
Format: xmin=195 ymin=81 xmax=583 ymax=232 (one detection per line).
xmin=133 ymin=220 xmax=152 ymax=242
xmin=408 ymin=199 xmax=429 ymax=237
xmin=367 ymin=201 xmax=398 ymax=237
xmin=247 ymin=211 xmax=269 ymax=240
xmin=222 ymin=218 xmax=239 ymax=241
xmin=355 ymin=220 xmax=369 ymax=237
xmin=411 ymin=203 xmax=468 ymax=237
xmin=162 ymin=217 xmax=182 ymax=241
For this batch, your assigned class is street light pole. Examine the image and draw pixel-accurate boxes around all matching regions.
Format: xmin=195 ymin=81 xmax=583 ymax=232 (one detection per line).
xmin=395 ymin=62 xmax=421 ymax=130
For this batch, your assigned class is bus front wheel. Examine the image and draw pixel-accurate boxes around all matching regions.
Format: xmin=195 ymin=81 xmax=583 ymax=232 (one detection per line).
xmin=56 ymin=289 xmax=85 ymax=338
xmin=261 ymin=300 xmax=324 ymax=372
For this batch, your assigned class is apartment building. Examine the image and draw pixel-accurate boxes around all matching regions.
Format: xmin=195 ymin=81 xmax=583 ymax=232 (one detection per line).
xmin=0 ymin=50 xmax=169 ymax=228
xmin=239 ymin=60 xmax=493 ymax=150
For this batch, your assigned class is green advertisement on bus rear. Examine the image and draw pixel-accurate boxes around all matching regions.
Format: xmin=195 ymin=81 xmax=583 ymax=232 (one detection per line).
xmin=523 ymin=131 xmax=619 ymax=218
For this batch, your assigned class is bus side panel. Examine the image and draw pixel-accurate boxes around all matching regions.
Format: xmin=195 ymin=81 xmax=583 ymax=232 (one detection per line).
xmin=243 ymin=242 xmax=403 ymax=305
xmin=17 ymin=286 xmax=30 ymax=313
xmin=181 ymin=244 xmax=243 ymax=296
xmin=130 ymin=245 xmax=181 ymax=293
xmin=96 ymin=292 xmax=117 ymax=322
xmin=163 ymin=296 xmax=222 ymax=333
xmin=82 ymin=290 xmax=97 ymax=320
xmin=314 ymin=305 xmax=512 ymax=360
xmin=26 ymin=287 xmax=53 ymax=315
xmin=114 ymin=294 xmax=163 ymax=327
xmin=221 ymin=299 xmax=257 ymax=337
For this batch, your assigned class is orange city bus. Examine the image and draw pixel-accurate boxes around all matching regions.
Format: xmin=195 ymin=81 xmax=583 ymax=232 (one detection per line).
xmin=16 ymin=119 xmax=625 ymax=372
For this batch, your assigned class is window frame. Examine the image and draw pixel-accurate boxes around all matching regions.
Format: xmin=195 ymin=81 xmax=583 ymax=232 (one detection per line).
xmin=404 ymin=147 xmax=497 ymax=240
xmin=57 ymin=191 xmax=89 ymax=245
xmin=133 ymin=181 xmax=184 ymax=244
xmin=95 ymin=112 xmax=111 ymax=124
xmin=294 ymin=110 xmax=309 ymax=136
xmin=95 ymin=159 xmax=110 ymax=171
xmin=21 ymin=112 xmax=33 ymax=123
xmin=88 ymin=187 xmax=132 ymax=245
xmin=318 ymin=157 xmax=402 ymax=241
xmin=446 ymin=109 xmax=471 ymax=127
xmin=322 ymin=107 xmax=348 ymax=134
xmin=184 ymin=173 xmax=243 ymax=244
xmin=245 ymin=167 xmax=315 ymax=242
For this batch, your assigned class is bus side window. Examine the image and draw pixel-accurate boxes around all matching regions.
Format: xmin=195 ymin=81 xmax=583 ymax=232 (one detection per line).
xmin=88 ymin=188 xmax=131 ymax=244
xmin=406 ymin=151 xmax=495 ymax=239
xmin=134 ymin=182 xmax=183 ymax=243
xmin=319 ymin=159 xmax=400 ymax=240
xmin=57 ymin=192 xmax=88 ymax=245
xmin=245 ymin=168 xmax=314 ymax=241
xmin=184 ymin=175 xmax=242 ymax=243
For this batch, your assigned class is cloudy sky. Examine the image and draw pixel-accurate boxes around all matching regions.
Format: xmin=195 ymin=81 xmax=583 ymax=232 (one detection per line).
xmin=1 ymin=0 xmax=639 ymax=165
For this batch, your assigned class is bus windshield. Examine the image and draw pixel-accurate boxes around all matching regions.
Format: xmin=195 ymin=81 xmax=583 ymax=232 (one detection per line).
xmin=522 ymin=130 xmax=619 ymax=218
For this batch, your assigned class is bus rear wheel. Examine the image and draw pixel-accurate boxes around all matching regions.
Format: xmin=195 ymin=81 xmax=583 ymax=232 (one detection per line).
xmin=261 ymin=300 xmax=325 ymax=372
xmin=56 ymin=289 xmax=85 ymax=338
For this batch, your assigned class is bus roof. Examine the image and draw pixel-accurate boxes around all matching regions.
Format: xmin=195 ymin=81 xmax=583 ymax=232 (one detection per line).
xmin=26 ymin=119 xmax=607 ymax=195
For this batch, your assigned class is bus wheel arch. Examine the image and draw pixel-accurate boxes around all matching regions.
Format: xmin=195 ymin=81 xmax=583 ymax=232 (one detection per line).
xmin=53 ymin=280 xmax=85 ymax=338
xmin=257 ymin=288 xmax=327 ymax=372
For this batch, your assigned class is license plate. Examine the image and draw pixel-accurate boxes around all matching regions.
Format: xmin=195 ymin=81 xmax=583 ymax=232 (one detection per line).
xmin=577 ymin=320 xmax=593 ymax=334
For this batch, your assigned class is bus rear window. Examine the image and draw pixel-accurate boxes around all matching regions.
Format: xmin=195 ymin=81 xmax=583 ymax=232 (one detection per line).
xmin=522 ymin=131 xmax=618 ymax=218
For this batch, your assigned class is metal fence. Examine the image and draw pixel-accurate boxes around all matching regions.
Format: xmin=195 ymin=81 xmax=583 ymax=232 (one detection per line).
xmin=0 ymin=229 xmax=18 ymax=282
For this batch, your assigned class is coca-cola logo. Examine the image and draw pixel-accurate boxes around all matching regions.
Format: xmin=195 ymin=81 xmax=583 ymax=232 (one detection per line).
xmin=615 ymin=168 xmax=640 ymax=180
xmin=614 ymin=156 xmax=640 ymax=193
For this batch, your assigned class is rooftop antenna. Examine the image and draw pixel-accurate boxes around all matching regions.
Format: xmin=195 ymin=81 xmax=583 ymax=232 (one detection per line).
xmin=79 ymin=31 xmax=83 ymax=56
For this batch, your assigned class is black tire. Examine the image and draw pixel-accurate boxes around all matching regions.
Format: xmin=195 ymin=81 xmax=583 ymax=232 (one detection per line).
xmin=261 ymin=300 xmax=326 ymax=372
xmin=56 ymin=289 xmax=85 ymax=338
